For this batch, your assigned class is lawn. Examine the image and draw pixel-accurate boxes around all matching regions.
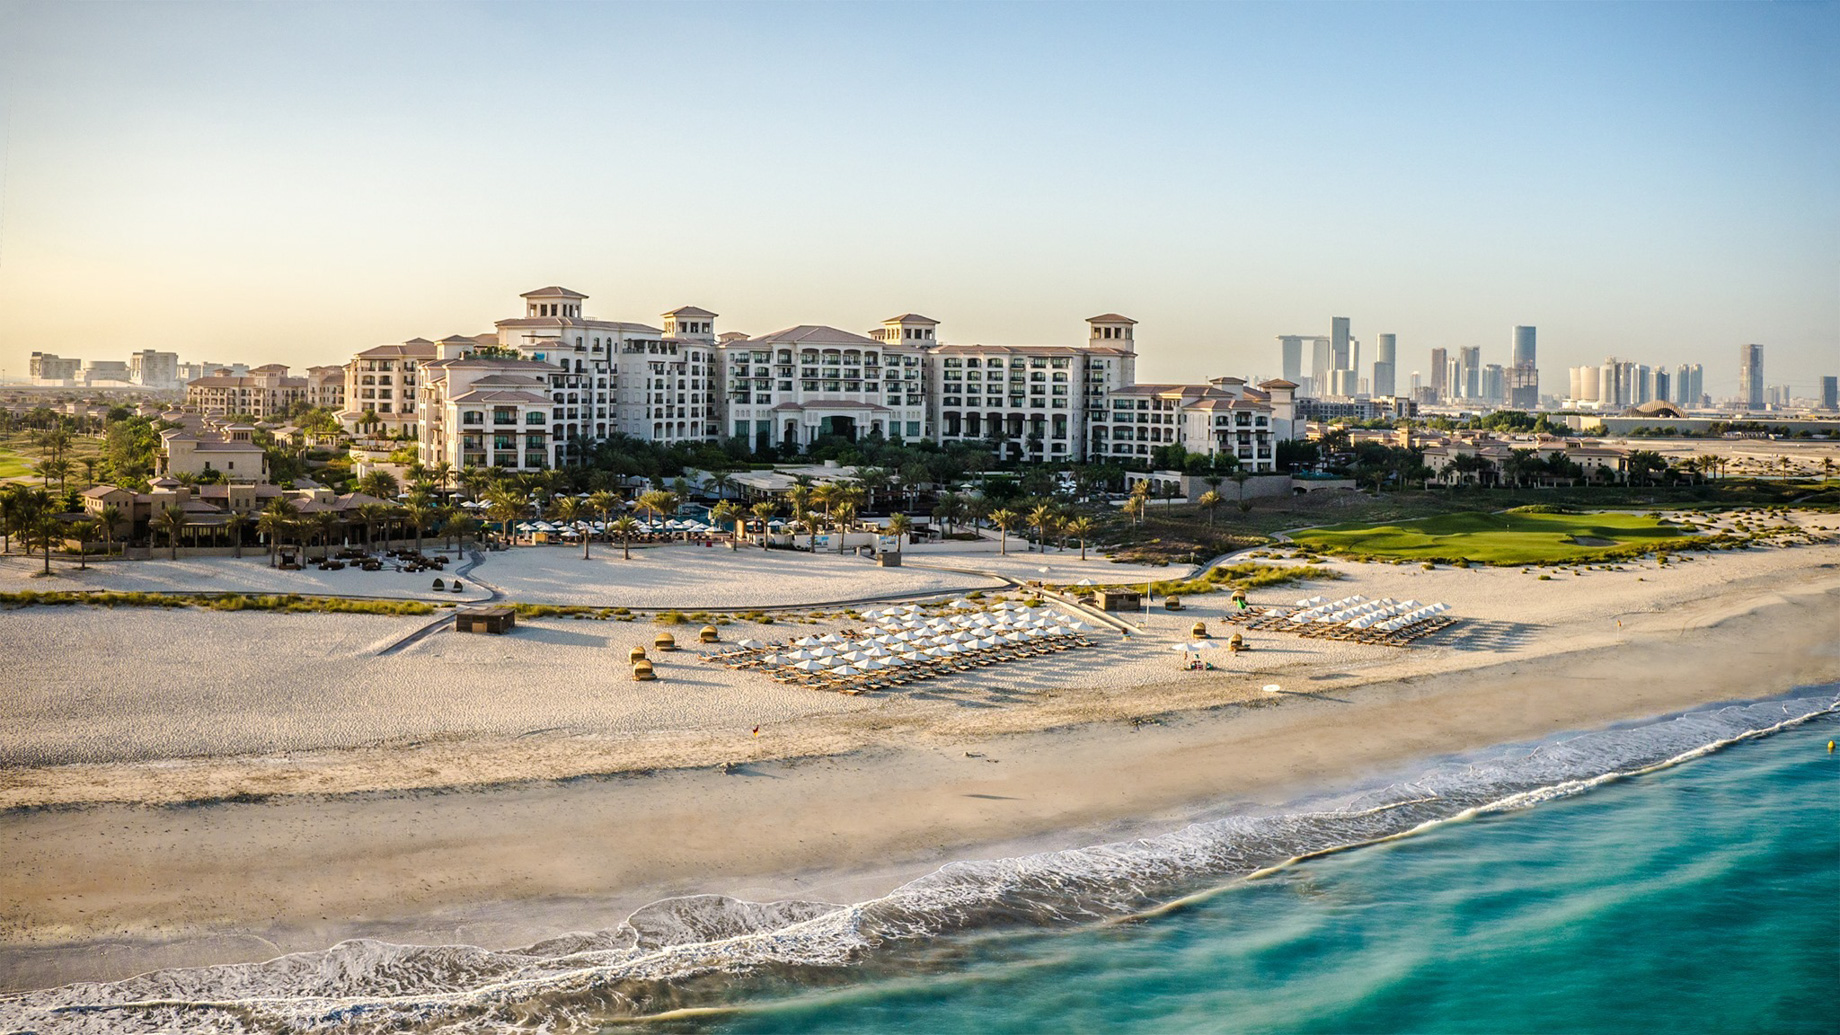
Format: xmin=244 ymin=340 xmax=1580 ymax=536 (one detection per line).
xmin=1289 ymin=510 xmax=1700 ymax=565
xmin=0 ymin=449 xmax=35 ymax=480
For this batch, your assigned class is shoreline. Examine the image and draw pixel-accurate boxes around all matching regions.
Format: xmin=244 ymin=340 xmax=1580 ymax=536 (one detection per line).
xmin=3 ymin=573 xmax=1836 ymax=992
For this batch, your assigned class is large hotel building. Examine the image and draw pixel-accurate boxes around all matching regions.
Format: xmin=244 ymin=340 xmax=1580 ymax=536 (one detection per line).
xmin=328 ymin=286 xmax=1295 ymax=474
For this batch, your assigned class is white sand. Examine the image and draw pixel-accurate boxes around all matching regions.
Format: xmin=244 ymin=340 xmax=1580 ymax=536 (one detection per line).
xmin=467 ymin=544 xmax=1000 ymax=609
xmin=3 ymin=509 xmax=1836 ymax=807
xmin=0 ymin=553 xmax=490 ymax=602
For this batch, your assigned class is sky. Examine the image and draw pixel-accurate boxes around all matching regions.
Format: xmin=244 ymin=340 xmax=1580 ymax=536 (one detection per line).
xmin=0 ymin=1 xmax=1835 ymax=396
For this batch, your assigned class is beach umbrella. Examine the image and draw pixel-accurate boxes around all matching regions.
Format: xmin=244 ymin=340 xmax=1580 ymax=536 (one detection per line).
xmin=843 ymin=651 xmax=870 ymax=663
xmin=860 ymin=658 xmax=886 ymax=671
xmin=811 ymin=646 xmax=838 ymax=658
xmin=1074 ymin=578 xmax=1097 ymax=587
xmin=737 ymin=638 xmax=764 ymax=649
xmin=793 ymin=659 xmax=824 ymax=672
xmin=833 ymin=666 xmax=860 ymax=677
xmin=820 ymin=633 xmax=844 ymax=644
xmin=951 ymin=598 xmax=977 ymax=609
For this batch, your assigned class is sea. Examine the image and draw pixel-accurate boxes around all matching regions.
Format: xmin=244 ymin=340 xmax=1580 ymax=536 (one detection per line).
xmin=4 ymin=686 xmax=1835 ymax=1035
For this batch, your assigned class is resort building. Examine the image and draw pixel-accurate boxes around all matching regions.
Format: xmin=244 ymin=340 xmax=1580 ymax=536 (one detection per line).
xmin=157 ymin=416 xmax=270 ymax=482
xmin=928 ymin=315 xmax=1138 ymax=462
xmin=720 ymin=318 xmax=929 ymax=452
xmin=305 ymin=365 xmax=345 ymax=410
xmin=339 ymin=339 xmax=443 ymax=438
xmin=416 ymin=349 xmax=564 ymax=472
xmin=1090 ymin=378 xmax=1297 ymax=470
xmin=185 ymin=364 xmax=309 ymax=419
xmin=334 ymin=285 xmax=1300 ymax=471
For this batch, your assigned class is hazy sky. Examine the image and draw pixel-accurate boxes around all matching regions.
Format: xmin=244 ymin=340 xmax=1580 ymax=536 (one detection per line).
xmin=1 ymin=1 xmax=1834 ymax=395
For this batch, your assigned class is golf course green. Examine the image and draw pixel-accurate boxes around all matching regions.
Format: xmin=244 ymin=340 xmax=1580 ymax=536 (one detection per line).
xmin=1290 ymin=510 xmax=1699 ymax=565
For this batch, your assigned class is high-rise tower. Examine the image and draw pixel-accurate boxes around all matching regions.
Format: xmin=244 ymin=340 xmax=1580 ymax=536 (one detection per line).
xmin=1374 ymin=333 xmax=1397 ymax=397
xmin=1739 ymin=344 xmax=1764 ymax=410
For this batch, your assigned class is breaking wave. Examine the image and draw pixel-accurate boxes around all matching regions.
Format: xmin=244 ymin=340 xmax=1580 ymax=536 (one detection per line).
xmin=5 ymin=688 xmax=1835 ymax=1034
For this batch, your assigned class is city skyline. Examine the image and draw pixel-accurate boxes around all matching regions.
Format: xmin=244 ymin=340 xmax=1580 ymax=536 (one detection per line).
xmin=1 ymin=3 xmax=1834 ymax=392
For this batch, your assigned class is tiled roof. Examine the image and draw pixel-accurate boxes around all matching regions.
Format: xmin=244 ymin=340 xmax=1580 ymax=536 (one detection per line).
xmin=747 ymin=325 xmax=880 ymax=346
xmin=520 ymin=286 xmax=588 ymax=298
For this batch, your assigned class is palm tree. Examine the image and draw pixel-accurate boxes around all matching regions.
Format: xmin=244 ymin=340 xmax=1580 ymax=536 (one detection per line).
xmin=404 ymin=493 xmax=435 ymax=556
xmin=1027 ymin=504 xmax=1056 ymax=553
xmin=708 ymin=471 xmax=736 ymax=501
xmin=1122 ymin=494 xmax=1147 ymax=527
xmin=932 ymin=491 xmax=963 ymax=535
xmin=833 ymin=500 xmax=858 ymax=552
xmin=635 ymin=489 xmax=676 ymax=532
xmin=311 ymin=511 xmax=339 ymax=560
xmin=356 ymin=501 xmax=390 ymax=553
xmin=989 ymin=508 xmax=1018 ymax=555
xmin=749 ymin=500 xmax=777 ymax=541
xmin=810 ymin=483 xmax=839 ymax=524
xmin=1065 ymin=516 xmax=1096 ymax=560
xmin=153 ymin=504 xmax=188 ymax=561
xmin=555 ymin=496 xmax=590 ymax=559
xmin=886 ymin=512 xmax=913 ymax=552
xmin=356 ymin=469 xmax=398 ymax=501
xmin=39 ymin=456 xmax=72 ymax=494
xmin=1197 ymin=490 xmax=1223 ymax=525
xmin=611 ymin=515 xmax=639 ymax=559
xmin=485 ymin=488 xmax=529 ymax=546
xmin=1230 ymin=470 xmax=1253 ymax=512
xmin=429 ymin=461 xmax=454 ymax=497
xmin=588 ymin=490 xmax=620 ymax=539
xmin=224 ymin=511 xmax=248 ymax=559
xmin=70 ymin=517 xmax=97 ymax=570
xmin=258 ymin=498 xmax=300 ymax=567
xmin=27 ymin=510 xmax=63 ymax=575
xmin=962 ymin=494 xmax=989 ymax=531
xmin=98 ymin=503 xmax=122 ymax=560
xmin=710 ymin=500 xmax=744 ymax=551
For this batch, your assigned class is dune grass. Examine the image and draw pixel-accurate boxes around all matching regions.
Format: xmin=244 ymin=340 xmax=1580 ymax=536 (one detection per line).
xmin=1290 ymin=510 xmax=1702 ymax=565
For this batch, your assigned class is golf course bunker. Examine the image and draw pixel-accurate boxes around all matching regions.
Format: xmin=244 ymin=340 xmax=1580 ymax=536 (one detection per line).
xmin=1569 ymin=535 xmax=1619 ymax=546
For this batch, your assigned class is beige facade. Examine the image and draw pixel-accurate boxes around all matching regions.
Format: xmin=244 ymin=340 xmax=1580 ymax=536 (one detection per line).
xmin=185 ymin=365 xmax=308 ymax=419
xmin=719 ymin=320 xmax=928 ymax=453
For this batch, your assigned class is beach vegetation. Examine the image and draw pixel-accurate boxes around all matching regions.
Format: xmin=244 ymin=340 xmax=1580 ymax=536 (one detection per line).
xmin=0 ymin=590 xmax=435 ymax=616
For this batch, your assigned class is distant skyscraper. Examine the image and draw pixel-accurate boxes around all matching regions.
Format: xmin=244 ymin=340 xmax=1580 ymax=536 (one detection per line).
xmin=1410 ymin=371 xmax=1422 ymax=395
xmin=1481 ymin=364 xmax=1506 ymax=404
xmin=1510 ymin=326 xmax=1536 ymax=368
xmin=1577 ymin=365 xmax=1600 ymax=405
xmin=1374 ymin=333 xmax=1397 ymax=397
xmin=1331 ymin=317 xmax=1352 ymax=371
xmin=1654 ymin=369 xmax=1670 ymax=405
xmin=1429 ymin=348 xmax=1448 ymax=400
xmin=1739 ymin=344 xmax=1764 ymax=410
xmin=1508 ymin=326 xmax=1539 ymax=408
xmin=1821 ymin=376 xmax=1837 ymax=411
xmin=1458 ymin=346 xmax=1481 ymax=400
xmin=1311 ymin=336 xmax=1333 ymax=395
xmin=1278 ymin=336 xmax=1304 ymax=384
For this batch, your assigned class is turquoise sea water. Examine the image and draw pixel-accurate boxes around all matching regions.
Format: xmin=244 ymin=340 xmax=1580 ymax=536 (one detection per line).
xmin=694 ymin=705 xmax=1840 ymax=1035
xmin=5 ymin=691 xmax=1835 ymax=1034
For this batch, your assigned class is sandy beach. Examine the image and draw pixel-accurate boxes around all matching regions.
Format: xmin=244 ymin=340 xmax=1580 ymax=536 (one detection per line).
xmin=2 ymin=518 xmax=1838 ymax=990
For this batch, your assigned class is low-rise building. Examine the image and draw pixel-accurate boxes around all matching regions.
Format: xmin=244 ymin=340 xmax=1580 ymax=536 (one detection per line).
xmin=158 ymin=417 xmax=270 ymax=482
